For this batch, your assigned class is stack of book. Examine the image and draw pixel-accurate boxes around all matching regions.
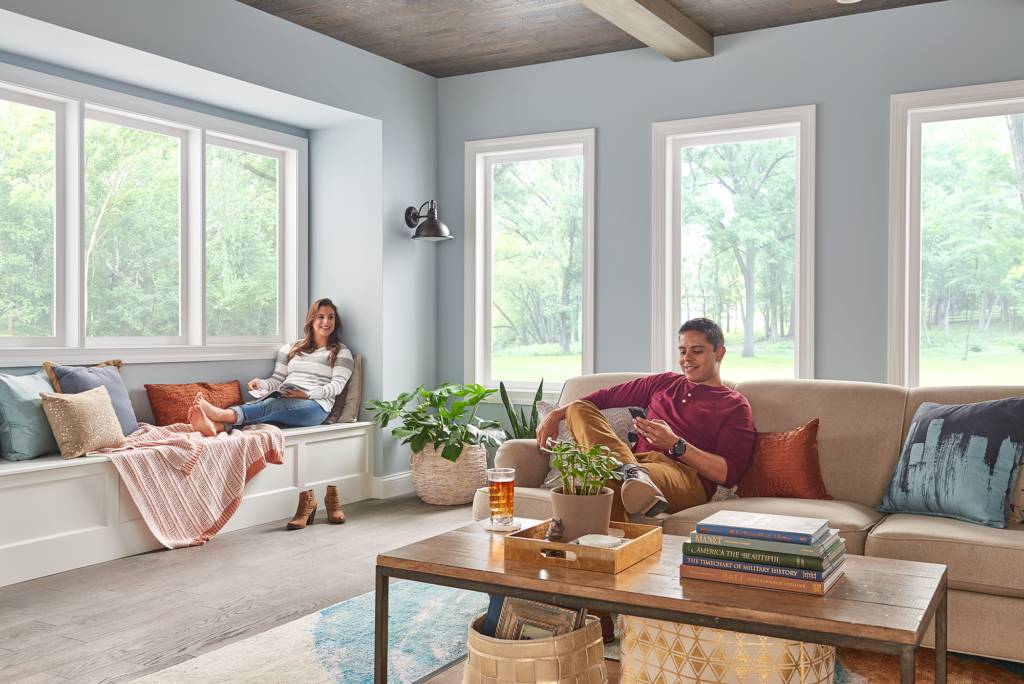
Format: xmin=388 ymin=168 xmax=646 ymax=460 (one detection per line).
xmin=679 ymin=510 xmax=846 ymax=595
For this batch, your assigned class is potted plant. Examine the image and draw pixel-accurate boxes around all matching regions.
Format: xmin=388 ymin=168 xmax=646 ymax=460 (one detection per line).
xmin=498 ymin=379 xmax=544 ymax=439
xmin=367 ymin=383 xmax=502 ymax=505
xmin=543 ymin=439 xmax=622 ymax=542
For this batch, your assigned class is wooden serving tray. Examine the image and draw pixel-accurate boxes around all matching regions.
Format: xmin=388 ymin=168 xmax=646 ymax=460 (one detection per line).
xmin=503 ymin=520 xmax=663 ymax=574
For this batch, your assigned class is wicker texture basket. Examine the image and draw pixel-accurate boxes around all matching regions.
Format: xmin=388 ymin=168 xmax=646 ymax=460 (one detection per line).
xmin=463 ymin=614 xmax=607 ymax=684
xmin=618 ymin=616 xmax=835 ymax=684
xmin=410 ymin=443 xmax=487 ymax=505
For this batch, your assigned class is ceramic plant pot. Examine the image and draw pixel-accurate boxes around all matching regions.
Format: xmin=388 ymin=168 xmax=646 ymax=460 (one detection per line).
xmin=549 ymin=486 xmax=613 ymax=542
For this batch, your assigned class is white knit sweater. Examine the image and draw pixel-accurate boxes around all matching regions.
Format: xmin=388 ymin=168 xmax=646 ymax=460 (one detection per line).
xmin=257 ymin=342 xmax=354 ymax=411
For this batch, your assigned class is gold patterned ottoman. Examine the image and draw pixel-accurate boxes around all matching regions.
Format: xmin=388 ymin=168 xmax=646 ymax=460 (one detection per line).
xmin=618 ymin=617 xmax=835 ymax=684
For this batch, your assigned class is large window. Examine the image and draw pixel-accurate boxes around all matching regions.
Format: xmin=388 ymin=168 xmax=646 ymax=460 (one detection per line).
xmin=653 ymin=107 xmax=816 ymax=380
xmin=890 ymin=81 xmax=1024 ymax=386
xmin=0 ymin=63 xmax=307 ymax=365
xmin=465 ymin=129 xmax=594 ymax=399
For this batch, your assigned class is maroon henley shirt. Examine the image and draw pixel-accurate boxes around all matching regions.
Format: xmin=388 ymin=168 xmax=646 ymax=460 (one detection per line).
xmin=581 ymin=372 xmax=757 ymax=500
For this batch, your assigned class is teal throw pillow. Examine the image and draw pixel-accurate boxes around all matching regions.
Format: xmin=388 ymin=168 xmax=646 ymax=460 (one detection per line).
xmin=879 ymin=398 xmax=1024 ymax=528
xmin=0 ymin=371 xmax=60 ymax=461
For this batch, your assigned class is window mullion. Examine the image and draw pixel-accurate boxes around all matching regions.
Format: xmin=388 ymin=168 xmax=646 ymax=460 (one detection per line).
xmin=186 ymin=128 xmax=205 ymax=347
xmin=64 ymin=99 xmax=85 ymax=350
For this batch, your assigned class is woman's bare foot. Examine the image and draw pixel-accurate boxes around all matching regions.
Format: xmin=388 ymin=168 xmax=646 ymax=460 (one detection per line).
xmin=188 ymin=405 xmax=220 ymax=437
xmin=196 ymin=393 xmax=235 ymax=423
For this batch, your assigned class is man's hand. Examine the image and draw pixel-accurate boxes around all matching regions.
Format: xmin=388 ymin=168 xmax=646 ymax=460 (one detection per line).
xmin=633 ymin=417 xmax=679 ymax=451
xmin=536 ymin=405 xmax=567 ymax=449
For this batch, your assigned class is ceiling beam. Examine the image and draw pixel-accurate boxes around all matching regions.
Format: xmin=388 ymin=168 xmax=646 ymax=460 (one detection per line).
xmin=578 ymin=0 xmax=712 ymax=61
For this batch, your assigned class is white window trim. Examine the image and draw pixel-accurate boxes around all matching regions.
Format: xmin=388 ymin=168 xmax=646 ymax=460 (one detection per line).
xmin=651 ymin=105 xmax=816 ymax=378
xmin=464 ymin=129 xmax=595 ymax=403
xmin=887 ymin=79 xmax=1024 ymax=387
xmin=0 ymin=61 xmax=308 ymax=367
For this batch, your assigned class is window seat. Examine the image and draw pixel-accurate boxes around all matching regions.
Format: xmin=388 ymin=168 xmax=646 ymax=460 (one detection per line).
xmin=0 ymin=422 xmax=375 ymax=588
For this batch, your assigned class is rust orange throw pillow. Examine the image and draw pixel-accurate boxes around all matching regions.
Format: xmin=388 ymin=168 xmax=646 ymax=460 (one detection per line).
xmin=737 ymin=418 xmax=832 ymax=500
xmin=145 ymin=381 xmax=243 ymax=426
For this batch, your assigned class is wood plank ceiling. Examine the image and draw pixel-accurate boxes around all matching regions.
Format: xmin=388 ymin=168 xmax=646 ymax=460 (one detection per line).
xmin=237 ymin=0 xmax=946 ymax=78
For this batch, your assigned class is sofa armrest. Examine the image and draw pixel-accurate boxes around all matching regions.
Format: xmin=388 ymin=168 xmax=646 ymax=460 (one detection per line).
xmin=494 ymin=439 xmax=548 ymax=488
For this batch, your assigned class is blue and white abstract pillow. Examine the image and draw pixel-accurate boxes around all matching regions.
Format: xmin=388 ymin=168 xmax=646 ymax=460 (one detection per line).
xmin=879 ymin=398 xmax=1024 ymax=528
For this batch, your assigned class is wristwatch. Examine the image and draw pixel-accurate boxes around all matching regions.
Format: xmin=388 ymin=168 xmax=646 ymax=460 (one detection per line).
xmin=671 ymin=437 xmax=688 ymax=457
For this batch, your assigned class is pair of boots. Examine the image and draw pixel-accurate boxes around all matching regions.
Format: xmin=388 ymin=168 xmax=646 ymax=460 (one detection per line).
xmin=287 ymin=485 xmax=346 ymax=529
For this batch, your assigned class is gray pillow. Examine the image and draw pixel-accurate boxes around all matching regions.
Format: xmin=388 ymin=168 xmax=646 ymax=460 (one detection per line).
xmin=325 ymin=353 xmax=363 ymax=424
xmin=536 ymin=401 xmax=634 ymax=489
xmin=44 ymin=362 xmax=139 ymax=437
xmin=0 ymin=371 xmax=60 ymax=461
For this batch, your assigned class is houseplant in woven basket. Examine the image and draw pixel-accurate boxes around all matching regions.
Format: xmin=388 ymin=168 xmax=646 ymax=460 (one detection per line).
xmin=367 ymin=383 xmax=502 ymax=505
xmin=544 ymin=439 xmax=622 ymax=542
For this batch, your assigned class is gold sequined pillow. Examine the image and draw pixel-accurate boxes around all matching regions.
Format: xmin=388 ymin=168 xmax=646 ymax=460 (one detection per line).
xmin=39 ymin=386 xmax=125 ymax=459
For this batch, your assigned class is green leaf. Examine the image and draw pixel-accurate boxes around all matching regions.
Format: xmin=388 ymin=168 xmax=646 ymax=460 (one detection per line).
xmin=441 ymin=442 xmax=462 ymax=462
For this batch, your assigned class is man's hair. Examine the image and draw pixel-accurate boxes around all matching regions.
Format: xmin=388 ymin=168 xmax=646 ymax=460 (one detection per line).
xmin=679 ymin=318 xmax=725 ymax=349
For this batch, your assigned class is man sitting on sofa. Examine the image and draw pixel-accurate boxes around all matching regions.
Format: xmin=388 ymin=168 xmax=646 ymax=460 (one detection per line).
xmin=536 ymin=318 xmax=756 ymax=520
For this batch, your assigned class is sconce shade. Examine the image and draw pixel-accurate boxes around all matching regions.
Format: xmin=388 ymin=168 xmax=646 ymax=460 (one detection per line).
xmin=405 ymin=200 xmax=453 ymax=241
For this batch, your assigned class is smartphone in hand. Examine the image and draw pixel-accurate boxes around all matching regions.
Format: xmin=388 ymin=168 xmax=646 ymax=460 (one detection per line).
xmin=628 ymin=406 xmax=648 ymax=421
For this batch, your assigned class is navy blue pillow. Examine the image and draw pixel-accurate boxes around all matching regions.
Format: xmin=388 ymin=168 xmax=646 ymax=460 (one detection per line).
xmin=48 ymin=364 xmax=139 ymax=437
xmin=879 ymin=398 xmax=1024 ymax=528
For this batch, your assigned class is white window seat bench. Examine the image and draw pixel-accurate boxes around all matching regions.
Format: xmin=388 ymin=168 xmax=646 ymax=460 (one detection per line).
xmin=0 ymin=421 xmax=375 ymax=588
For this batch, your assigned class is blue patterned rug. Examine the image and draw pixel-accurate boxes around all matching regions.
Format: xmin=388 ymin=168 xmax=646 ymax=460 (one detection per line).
xmin=139 ymin=581 xmax=488 ymax=683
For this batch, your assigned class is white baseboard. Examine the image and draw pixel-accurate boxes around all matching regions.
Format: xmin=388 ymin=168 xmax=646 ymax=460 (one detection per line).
xmin=372 ymin=471 xmax=414 ymax=499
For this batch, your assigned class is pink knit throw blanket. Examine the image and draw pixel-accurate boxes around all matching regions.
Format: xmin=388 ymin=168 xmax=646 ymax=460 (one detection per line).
xmin=99 ymin=423 xmax=285 ymax=548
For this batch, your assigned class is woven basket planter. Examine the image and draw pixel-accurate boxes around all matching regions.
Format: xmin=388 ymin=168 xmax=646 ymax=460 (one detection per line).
xmin=410 ymin=443 xmax=487 ymax=505
xmin=463 ymin=614 xmax=607 ymax=684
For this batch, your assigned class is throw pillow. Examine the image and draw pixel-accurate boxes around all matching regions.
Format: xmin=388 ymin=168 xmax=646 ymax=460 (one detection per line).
xmin=737 ymin=418 xmax=831 ymax=500
xmin=43 ymin=360 xmax=138 ymax=436
xmin=145 ymin=380 xmax=243 ymax=426
xmin=536 ymin=401 xmax=634 ymax=490
xmin=0 ymin=371 xmax=60 ymax=461
xmin=325 ymin=353 xmax=363 ymax=424
xmin=878 ymin=398 xmax=1024 ymax=528
xmin=40 ymin=386 xmax=126 ymax=459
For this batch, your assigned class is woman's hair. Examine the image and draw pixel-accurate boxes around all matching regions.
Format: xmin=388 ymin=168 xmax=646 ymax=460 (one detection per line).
xmin=288 ymin=298 xmax=343 ymax=365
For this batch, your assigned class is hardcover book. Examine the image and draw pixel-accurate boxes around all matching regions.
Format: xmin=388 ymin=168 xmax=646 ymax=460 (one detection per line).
xmin=690 ymin=529 xmax=841 ymax=557
xmin=679 ymin=563 xmax=844 ymax=595
xmin=681 ymin=553 xmax=845 ymax=581
xmin=683 ymin=535 xmax=845 ymax=571
xmin=695 ymin=510 xmax=829 ymax=545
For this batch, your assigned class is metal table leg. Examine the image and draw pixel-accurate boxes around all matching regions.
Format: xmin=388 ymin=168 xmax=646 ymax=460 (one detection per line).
xmin=900 ymin=646 xmax=916 ymax=684
xmin=375 ymin=567 xmax=389 ymax=684
xmin=935 ymin=588 xmax=947 ymax=684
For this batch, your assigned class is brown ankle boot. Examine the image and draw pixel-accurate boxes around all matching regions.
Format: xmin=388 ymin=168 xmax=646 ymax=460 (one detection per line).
xmin=287 ymin=489 xmax=316 ymax=529
xmin=325 ymin=485 xmax=346 ymax=524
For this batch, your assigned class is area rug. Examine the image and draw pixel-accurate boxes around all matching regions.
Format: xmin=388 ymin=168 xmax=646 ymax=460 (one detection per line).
xmin=139 ymin=582 xmax=1024 ymax=683
xmin=137 ymin=581 xmax=488 ymax=683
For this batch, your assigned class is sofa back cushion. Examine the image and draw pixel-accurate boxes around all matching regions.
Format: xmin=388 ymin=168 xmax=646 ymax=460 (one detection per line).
xmin=734 ymin=379 xmax=908 ymax=508
xmin=558 ymin=373 xmax=649 ymax=405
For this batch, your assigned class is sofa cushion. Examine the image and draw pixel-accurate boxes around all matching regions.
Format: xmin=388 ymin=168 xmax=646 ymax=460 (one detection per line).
xmin=734 ymin=379 xmax=908 ymax=508
xmin=0 ymin=371 xmax=59 ymax=461
xmin=40 ymin=386 xmax=125 ymax=459
xmin=866 ymin=513 xmax=1024 ymax=598
xmin=878 ymin=398 xmax=1024 ymax=528
xmin=737 ymin=418 xmax=831 ymax=500
xmin=662 ymin=497 xmax=883 ymax=554
xmin=472 ymin=486 xmax=554 ymax=522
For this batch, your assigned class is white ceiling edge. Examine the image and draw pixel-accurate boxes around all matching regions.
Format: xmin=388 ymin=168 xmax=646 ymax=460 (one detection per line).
xmin=0 ymin=8 xmax=367 ymax=130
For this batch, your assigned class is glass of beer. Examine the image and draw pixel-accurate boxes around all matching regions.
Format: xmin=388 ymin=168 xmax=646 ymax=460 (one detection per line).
xmin=486 ymin=467 xmax=516 ymax=529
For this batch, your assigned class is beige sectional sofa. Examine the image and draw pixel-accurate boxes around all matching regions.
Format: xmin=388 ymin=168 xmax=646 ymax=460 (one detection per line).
xmin=472 ymin=373 xmax=1024 ymax=663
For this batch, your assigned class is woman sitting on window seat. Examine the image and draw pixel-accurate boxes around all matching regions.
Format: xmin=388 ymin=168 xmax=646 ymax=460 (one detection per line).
xmin=188 ymin=298 xmax=353 ymax=437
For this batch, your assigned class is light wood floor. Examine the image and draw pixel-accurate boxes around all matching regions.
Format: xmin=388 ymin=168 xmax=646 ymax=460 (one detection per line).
xmin=0 ymin=495 xmax=474 ymax=683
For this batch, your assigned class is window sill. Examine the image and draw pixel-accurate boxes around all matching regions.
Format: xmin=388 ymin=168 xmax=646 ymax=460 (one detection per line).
xmin=481 ymin=386 xmax=562 ymax=406
xmin=0 ymin=343 xmax=283 ymax=367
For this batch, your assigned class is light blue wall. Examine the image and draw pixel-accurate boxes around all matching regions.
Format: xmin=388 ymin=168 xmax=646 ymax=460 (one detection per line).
xmin=0 ymin=0 xmax=439 ymax=475
xmin=436 ymin=0 xmax=1024 ymax=385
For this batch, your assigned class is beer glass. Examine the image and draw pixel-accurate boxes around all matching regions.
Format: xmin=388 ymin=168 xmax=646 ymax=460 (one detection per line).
xmin=486 ymin=467 xmax=516 ymax=529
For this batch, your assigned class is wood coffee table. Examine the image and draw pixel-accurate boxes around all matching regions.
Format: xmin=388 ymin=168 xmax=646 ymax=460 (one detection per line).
xmin=375 ymin=519 xmax=947 ymax=684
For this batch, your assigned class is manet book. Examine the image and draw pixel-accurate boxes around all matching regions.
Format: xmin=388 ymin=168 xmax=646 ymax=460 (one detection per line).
xmin=689 ymin=529 xmax=841 ymax=557
xmin=695 ymin=510 xmax=829 ymax=545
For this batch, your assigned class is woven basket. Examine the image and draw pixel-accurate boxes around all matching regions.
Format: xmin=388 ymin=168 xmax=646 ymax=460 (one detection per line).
xmin=618 ymin=616 xmax=835 ymax=684
xmin=463 ymin=614 xmax=607 ymax=684
xmin=410 ymin=443 xmax=487 ymax=505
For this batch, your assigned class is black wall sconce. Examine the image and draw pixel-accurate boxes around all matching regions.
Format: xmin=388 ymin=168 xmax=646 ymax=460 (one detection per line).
xmin=404 ymin=200 xmax=452 ymax=241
